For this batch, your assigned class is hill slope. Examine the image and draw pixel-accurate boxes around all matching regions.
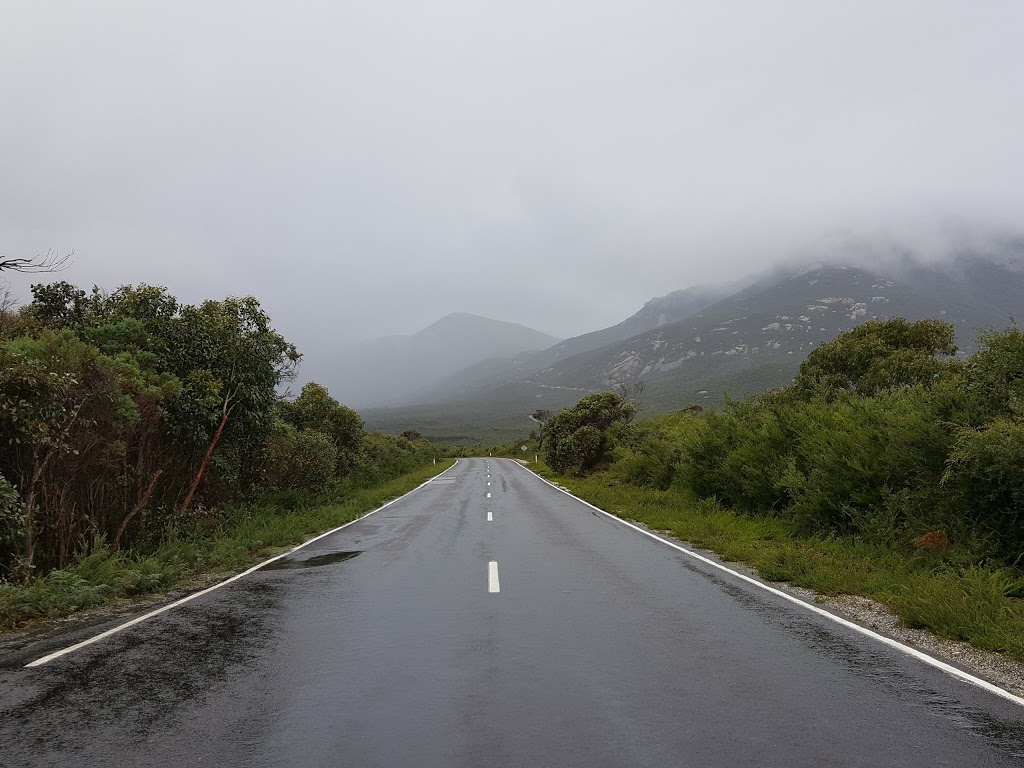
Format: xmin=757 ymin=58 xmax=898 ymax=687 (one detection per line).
xmin=416 ymin=284 xmax=731 ymax=402
xmin=321 ymin=313 xmax=559 ymax=407
xmin=363 ymin=254 xmax=1024 ymax=440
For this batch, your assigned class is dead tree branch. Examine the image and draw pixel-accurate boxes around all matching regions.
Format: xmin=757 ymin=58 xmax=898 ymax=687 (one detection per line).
xmin=0 ymin=250 xmax=73 ymax=273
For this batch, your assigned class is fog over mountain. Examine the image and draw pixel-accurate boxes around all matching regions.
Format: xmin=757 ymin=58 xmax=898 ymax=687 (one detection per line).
xmin=2 ymin=2 xmax=1023 ymax=384
xmin=316 ymin=313 xmax=558 ymax=408
xmin=360 ymin=249 xmax=1024 ymax=440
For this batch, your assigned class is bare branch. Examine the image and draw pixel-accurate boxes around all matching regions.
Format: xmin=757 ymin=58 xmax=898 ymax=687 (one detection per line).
xmin=616 ymin=379 xmax=646 ymax=413
xmin=0 ymin=250 xmax=73 ymax=273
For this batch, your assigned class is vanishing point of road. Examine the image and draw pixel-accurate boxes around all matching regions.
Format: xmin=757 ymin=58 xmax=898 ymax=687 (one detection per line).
xmin=2 ymin=458 xmax=1023 ymax=767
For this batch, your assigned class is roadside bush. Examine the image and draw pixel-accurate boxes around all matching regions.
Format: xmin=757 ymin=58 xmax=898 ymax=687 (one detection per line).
xmin=679 ymin=397 xmax=797 ymax=513
xmin=612 ymin=412 xmax=706 ymax=490
xmin=263 ymin=427 xmax=338 ymax=494
xmin=942 ymin=417 xmax=1024 ymax=562
xmin=781 ymin=388 xmax=951 ymax=535
xmin=346 ymin=432 xmax=439 ymax=488
xmin=279 ymin=382 xmax=363 ymax=473
xmin=793 ymin=317 xmax=958 ymax=399
xmin=962 ymin=327 xmax=1024 ymax=419
xmin=544 ymin=392 xmax=635 ymax=475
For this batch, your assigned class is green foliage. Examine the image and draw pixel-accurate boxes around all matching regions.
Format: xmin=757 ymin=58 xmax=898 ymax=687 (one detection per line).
xmin=280 ymin=382 xmax=363 ymax=472
xmin=552 ymin=317 xmax=1024 ymax=568
xmin=942 ymin=417 xmax=1024 ymax=561
xmin=887 ymin=566 xmax=1024 ymax=651
xmin=0 ymin=278 xmax=443 ymax=587
xmin=0 ymin=570 xmax=111 ymax=625
xmin=776 ymin=388 xmax=950 ymax=534
xmin=348 ymin=431 xmax=439 ymax=487
xmin=962 ymin=326 xmax=1024 ymax=419
xmin=794 ymin=317 xmax=958 ymax=398
xmin=612 ymin=411 xmax=707 ymax=490
xmin=0 ymin=474 xmax=23 ymax=572
xmin=26 ymin=281 xmax=91 ymax=330
xmin=263 ymin=426 xmax=338 ymax=494
xmin=544 ymin=392 xmax=635 ymax=475
xmin=681 ymin=396 xmax=798 ymax=513
xmin=161 ymin=295 xmax=300 ymax=456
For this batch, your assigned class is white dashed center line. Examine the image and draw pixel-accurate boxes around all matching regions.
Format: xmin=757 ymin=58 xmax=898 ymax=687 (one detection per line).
xmin=487 ymin=511 xmax=493 ymax=522
xmin=488 ymin=561 xmax=500 ymax=593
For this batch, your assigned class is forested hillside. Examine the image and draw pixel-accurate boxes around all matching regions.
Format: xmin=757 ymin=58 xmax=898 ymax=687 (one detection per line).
xmin=0 ymin=281 xmax=439 ymax=602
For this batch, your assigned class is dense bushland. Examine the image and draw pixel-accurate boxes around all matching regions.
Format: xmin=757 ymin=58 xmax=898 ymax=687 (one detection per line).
xmin=0 ymin=281 xmax=440 ymax=587
xmin=595 ymin=318 xmax=1024 ymax=564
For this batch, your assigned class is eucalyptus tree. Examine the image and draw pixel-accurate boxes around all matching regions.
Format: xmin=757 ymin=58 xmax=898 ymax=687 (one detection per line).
xmin=167 ymin=297 xmax=300 ymax=511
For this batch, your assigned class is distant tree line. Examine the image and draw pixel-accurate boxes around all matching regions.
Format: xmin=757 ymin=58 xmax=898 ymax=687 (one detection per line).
xmin=0 ymin=281 xmax=437 ymax=581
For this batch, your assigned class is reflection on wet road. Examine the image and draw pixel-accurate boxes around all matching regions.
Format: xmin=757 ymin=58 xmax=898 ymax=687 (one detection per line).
xmin=260 ymin=550 xmax=363 ymax=570
xmin=1 ymin=458 xmax=1023 ymax=768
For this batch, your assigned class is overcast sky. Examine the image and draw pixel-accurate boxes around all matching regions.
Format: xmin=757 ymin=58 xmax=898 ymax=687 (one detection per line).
xmin=2 ymin=1 xmax=1023 ymax=361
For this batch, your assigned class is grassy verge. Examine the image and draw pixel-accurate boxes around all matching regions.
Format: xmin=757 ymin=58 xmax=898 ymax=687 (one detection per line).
xmin=533 ymin=465 xmax=1024 ymax=663
xmin=0 ymin=461 xmax=455 ymax=631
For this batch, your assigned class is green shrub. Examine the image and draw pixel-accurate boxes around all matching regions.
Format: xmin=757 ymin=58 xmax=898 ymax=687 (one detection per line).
xmin=263 ymin=427 xmax=338 ymax=494
xmin=679 ymin=397 xmax=797 ymax=513
xmin=780 ymin=388 xmax=951 ymax=535
xmin=962 ymin=327 xmax=1024 ymax=419
xmin=942 ymin=417 xmax=1024 ymax=562
xmin=544 ymin=392 xmax=635 ymax=475
xmin=793 ymin=317 xmax=958 ymax=398
xmin=609 ymin=411 xmax=706 ymax=490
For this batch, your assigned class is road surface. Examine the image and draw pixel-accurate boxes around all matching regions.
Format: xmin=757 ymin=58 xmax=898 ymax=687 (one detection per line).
xmin=2 ymin=457 xmax=1023 ymax=767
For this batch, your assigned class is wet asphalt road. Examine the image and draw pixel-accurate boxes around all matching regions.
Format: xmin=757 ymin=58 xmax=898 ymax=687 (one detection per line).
xmin=2 ymin=457 xmax=1024 ymax=767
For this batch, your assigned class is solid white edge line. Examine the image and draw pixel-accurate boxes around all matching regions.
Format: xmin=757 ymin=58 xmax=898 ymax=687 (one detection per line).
xmin=25 ymin=459 xmax=462 ymax=668
xmin=502 ymin=459 xmax=1024 ymax=709
xmin=488 ymin=561 xmax=500 ymax=593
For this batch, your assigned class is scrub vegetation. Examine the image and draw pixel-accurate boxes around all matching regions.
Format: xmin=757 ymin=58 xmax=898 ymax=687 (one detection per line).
xmin=529 ymin=318 xmax=1024 ymax=660
xmin=0 ymin=281 xmax=445 ymax=629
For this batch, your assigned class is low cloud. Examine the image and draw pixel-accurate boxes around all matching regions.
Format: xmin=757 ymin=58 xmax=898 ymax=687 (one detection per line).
xmin=2 ymin=1 xmax=1022 ymax=367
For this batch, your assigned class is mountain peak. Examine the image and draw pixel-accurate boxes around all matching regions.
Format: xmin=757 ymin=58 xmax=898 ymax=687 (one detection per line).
xmin=432 ymin=311 xmax=486 ymax=323
xmin=417 ymin=312 xmax=557 ymax=340
xmin=320 ymin=313 xmax=559 ymax=408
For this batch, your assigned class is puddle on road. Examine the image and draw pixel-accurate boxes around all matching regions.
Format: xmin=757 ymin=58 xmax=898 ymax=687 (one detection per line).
xmin=262 ymin=551 xmax=362 ymax=570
